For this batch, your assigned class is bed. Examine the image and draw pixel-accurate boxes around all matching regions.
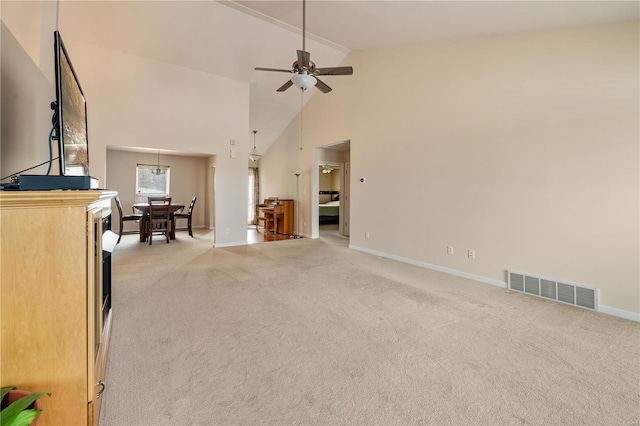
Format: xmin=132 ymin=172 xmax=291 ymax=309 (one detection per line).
xmin=319 ymin=200 xmax=340 ymax=216
xmin=319 ymin=191 xmax=340 ymax=224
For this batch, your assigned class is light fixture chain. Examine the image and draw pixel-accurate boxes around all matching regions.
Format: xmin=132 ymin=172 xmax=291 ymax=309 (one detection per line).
xmin=300 ymin=89 xmax=304 ymax=151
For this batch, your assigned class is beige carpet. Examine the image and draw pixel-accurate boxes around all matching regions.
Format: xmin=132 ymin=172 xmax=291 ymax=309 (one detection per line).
xmin=100 ymin=230 xmax=640 ymax=425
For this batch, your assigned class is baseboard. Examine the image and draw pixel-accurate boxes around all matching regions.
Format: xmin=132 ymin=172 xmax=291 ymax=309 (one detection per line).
xmin=349 ymin=245 xmax=506 ymax=288
xmin=348 ymin=245 xmax=640 ymax=323
xmin=599 ymin=305 xmax=640 ymax=323
xmin=214 ymin=240 xmax=246 ymax=248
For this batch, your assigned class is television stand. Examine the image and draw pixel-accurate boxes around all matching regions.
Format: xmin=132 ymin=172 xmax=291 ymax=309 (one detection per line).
xmin=2 ymin=175 xmax=99 ymax=190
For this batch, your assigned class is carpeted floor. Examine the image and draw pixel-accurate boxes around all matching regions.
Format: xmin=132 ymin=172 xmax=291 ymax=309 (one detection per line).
xmin=100 ymin=230 xmax=640 ymax=425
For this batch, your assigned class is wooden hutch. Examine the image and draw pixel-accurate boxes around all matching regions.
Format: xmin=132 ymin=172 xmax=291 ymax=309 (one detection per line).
xmin=0 ymin=190 xmax=116 ymax=426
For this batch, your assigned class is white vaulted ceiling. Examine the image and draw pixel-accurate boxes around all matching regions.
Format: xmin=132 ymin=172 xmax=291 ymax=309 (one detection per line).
xmin=58 ymin=0 xmax=638 ymax=153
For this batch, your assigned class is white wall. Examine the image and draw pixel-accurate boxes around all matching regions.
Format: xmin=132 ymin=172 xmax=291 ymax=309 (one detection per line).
xmin=260 ymin=85 xmax=351 ymax=234
xmin=106 ymin=149 xmax=208 ymax=233
xmin=58 ymin=39 xmax=250 ymax=246
xmin=1 ymin=1 xmax=58 ymax=179
xmin=260 ymin=22 xmax=640 ymax=318
xmin=1 ymin=2 xmax=251 ymax=246
xmin=319 ymin=167 xmax=340 ymax=194
xmin=3 ymin=4 xmax=638 ymax=317
xmin=258 ymin=115 xmax=301 ymax=201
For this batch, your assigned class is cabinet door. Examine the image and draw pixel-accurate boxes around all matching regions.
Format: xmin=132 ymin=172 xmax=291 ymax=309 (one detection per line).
xmin=88 ymin=205 xmax=112 ymax=426
xmin=87 ymin=207 xmax=102 ymax=424
xmin=1 ymin=190 xmax=114 ymax=426
xmin=1 ymin=197 xmax=92 ymax=425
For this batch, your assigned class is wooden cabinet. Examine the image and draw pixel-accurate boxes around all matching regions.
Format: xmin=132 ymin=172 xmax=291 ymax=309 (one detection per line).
xmin=258 ymin=199 xmax=294 ymax=235
xmin=0 ymin=190 xmax=116 ymax=426
xmin=277 ymin=199 xmax=294 ymax=235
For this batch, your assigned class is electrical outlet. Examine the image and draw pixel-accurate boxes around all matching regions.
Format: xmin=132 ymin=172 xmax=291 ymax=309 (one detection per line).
xmin=447 ymin=246 xmax=454 ymax=255
xmin=468 ymin=249 xmax=475 ymax=259
xmin=365 ymin=232 xmax=371 ymax=239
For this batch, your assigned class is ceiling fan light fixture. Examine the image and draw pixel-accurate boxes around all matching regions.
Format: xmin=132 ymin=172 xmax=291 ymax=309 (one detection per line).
xmin=291 ymin=73 xmax=317 ymax=90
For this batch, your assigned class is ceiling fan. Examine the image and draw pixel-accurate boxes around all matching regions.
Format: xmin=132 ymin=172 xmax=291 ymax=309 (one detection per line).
xmin=254 ymin=0 xmax=353 ymax=93
xmin=320 ymin=164 xmax=338 ymax=174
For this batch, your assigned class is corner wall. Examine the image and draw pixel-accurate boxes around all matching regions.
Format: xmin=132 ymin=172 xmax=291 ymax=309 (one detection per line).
xmin=1 ymin=1 xmax=251 ymax=247
xmin=1 ymin=1 xmax=58 ymax=179
xmin=58 ymin=39 xmax=250 ymax=246
xmin=106 ymin=149 xmax=209 ymax=233
xmin=261 ymin=21 xmax=640 ymax=318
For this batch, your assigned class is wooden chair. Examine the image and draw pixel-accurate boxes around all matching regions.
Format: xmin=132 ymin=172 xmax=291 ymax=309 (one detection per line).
xmin=256 ymin=215 xmax=267 ymax=233
xmin=147 ymin=195 xmax=169 ymax=204
xmin=148 ymin=197 xmax=172 ymax=245
xmin=256 ymin=206 xmax=274 ymax=234
xmin=114 ymin=196 xmax=143 ymax=243
xmin=174 ymin=196 xmax=197 ymax=237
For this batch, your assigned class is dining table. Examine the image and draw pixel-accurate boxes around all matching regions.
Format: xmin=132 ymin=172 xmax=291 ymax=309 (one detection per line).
xmin=133 ymin=203 xmax=185 ymax=242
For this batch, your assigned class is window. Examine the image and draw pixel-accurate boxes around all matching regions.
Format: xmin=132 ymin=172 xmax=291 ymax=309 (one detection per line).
xmin=136 ymin=164 xmax=170 ymax=200
xmin=248 ymin=167 xmax=259 ymax=225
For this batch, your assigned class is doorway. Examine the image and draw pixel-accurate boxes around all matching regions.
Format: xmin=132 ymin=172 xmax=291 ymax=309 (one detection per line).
xmin=318 ymin=162 xmax=341 ymax=232
xmin=313 ymin=140 xmax=351 ymax=240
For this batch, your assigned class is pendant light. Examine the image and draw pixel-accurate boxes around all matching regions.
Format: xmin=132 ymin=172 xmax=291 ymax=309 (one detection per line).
xmin=249 ymin=130 xmax=261 ymax=162
xmin=152 ymin=150 xmax=166 ymax=175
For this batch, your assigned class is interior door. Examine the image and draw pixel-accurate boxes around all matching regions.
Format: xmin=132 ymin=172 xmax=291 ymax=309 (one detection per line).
xmin=342 ymin=163 xmax=350 ymax=236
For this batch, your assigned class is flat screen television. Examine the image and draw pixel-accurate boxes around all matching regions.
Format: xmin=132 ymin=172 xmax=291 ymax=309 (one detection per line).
xmin=54 ymin=30 xmax=90 ymax=176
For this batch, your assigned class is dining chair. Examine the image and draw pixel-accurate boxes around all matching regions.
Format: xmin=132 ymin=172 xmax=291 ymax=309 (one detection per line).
xmin=256 ymin=207 xmax=274 ymax=234
xmin=148 ymin=197 xmax=172 ymax=245
xmin=173 ymin=196 xmax=197 ymax=237
xmin=147 ymin=195 xmax=169 ymax=204
xmin=114 ymin=196 xmax=143 ymax=243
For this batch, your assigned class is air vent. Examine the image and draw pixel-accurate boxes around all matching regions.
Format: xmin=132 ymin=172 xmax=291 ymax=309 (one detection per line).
xmin=510 ymin=273 xmax=524 ymax=291
xmin=540 ymin=279 xmax=556 ymax=299
xmin=508 ymin=270 xmax=598 ymax=311
xmin=576 ymin=286 xmax=596 ymax=310
xmin=524 ymin=276 xmax=540 ymax=296
xmin=558 ymin=283 xmax=575 ymax=305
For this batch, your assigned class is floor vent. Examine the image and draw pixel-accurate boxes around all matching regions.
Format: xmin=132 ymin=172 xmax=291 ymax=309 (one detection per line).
xmin=507 ymin=270 xmax=598 ymax=311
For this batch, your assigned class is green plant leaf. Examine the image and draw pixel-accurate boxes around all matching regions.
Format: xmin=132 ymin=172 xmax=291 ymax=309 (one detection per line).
xmin=0 ymin=388 xmax=17 ymax=403
xmin=0 ymin=392 xmax=50 ymax=426
xmin=3 ymin=409 xmax=40 ymax=426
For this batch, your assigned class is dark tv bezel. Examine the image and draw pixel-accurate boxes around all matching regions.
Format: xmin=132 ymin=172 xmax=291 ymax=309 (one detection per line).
xmin=54 ymin=30 xmax=90 ymax=176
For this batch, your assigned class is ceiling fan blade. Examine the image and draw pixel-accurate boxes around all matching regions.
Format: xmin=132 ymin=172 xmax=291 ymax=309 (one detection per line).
xmin=276 ymin=79 xmax=294 ymax=92
xmin=315 ymin=77 xmax=332 ymax=94
xmin=315 ymin=66 xmax=353 ymax=76
xmin=297 ymin=50 xmax=311 ymax=70
xmin=255 ymin=67 xmax=292 ymax=73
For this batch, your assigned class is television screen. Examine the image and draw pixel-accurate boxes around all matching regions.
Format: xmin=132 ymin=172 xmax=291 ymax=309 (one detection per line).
xmin=54 ymin=31 xmax=89 ymax=176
